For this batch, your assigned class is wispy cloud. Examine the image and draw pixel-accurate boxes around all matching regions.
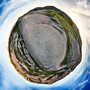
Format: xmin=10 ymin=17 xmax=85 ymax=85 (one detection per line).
xmin=0 ymin=0 xmax=90 ymax=89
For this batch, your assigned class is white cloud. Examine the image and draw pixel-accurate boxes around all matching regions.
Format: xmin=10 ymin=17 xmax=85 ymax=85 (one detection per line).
xmin=0 ymin=0 xmax=90 ymax=89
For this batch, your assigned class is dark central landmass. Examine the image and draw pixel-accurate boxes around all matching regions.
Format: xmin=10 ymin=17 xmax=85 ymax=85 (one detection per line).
xmin=18 ymin=13 xmax=67 ymax=71
xmin=9 ymin=6 xmax=82 ymax=84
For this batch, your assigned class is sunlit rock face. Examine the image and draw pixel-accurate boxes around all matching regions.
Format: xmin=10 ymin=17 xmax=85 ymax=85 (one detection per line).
xmin=18 ymin=13 xmax=67 ymax=71
xmin=9 ymin=6 xmax=82 ymax=84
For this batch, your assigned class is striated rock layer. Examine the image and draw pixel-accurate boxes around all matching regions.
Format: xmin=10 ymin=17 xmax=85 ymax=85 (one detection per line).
xmin=9 ymin=6 xmax=82 ymax=84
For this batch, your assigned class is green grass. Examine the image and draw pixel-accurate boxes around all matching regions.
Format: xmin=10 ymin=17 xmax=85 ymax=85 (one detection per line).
xmin=46 ymin=10 xmax=78 ymax=42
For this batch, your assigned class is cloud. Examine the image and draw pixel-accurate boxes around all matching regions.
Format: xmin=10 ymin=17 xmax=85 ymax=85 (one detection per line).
xmin=0 ymin=0 xmax=90 ymax=89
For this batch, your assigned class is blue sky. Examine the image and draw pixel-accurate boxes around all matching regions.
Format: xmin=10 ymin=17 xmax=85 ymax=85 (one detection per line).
xmin=0 ymin=0 xmax=90 ymax=90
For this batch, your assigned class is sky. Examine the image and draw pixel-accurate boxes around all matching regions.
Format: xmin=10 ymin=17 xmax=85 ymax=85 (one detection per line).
xmin=0 ymin=0 xmax=90 ymax=90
